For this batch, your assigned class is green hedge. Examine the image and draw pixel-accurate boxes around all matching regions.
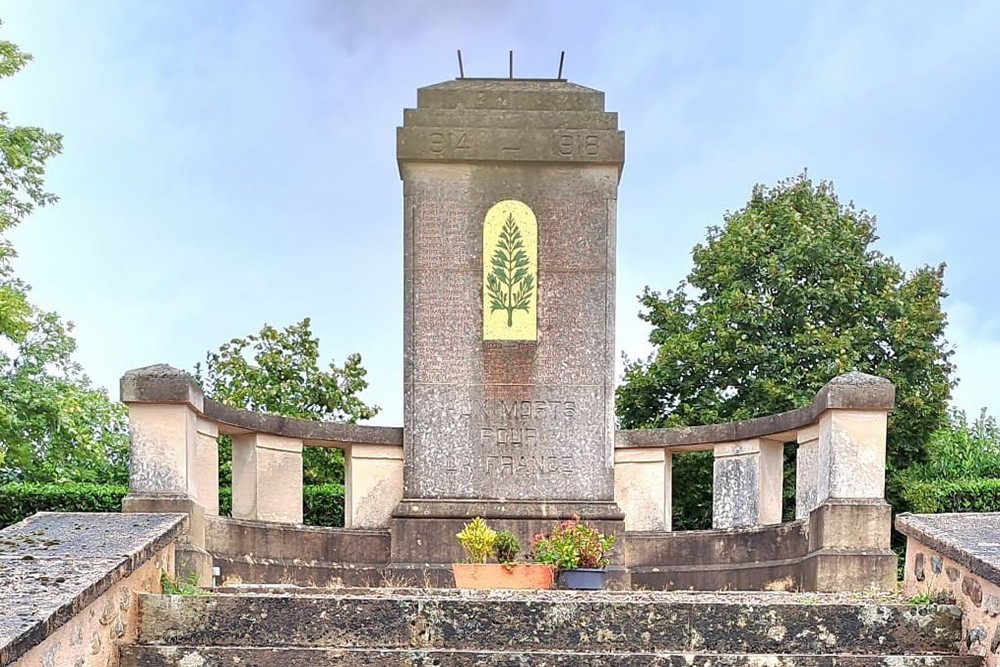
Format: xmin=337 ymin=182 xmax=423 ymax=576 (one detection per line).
xmin=1 ymin=482 xmax=345 ymax=529
xmin=0 ymin=482 xmax=128 ymax=528
xmin=218 ymin=483 xmax=345 ymax=527
xmin=901 ymin=477 xmax=1000 ymax=514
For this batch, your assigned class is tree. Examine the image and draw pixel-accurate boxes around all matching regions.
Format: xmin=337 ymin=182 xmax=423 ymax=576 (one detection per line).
xmin=617 ymin=173 xmax=954 ymax=526
xmin=0 ymin=21 xmax=129 ymax=484
xmin=195 ymin=318 xmax=378 ymax=485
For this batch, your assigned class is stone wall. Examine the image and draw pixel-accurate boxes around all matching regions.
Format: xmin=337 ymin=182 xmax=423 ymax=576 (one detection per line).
xmin=898 ymin=512 xmax=1000 ymax=667
xmin=0 ymin=512 xmax=186 ymax=667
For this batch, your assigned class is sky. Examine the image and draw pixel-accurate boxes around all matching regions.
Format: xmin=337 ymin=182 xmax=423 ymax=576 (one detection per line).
xmin=2 ymin=1 xmax=999 ymax=427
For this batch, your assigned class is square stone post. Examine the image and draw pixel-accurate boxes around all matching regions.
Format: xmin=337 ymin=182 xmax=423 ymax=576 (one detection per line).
xmin=819 ymin=409 xmax=887 ymax=501
xmin=795 ymin=424 xmax=820 ymax=520
xmin=231 ymin=433 xmax=303 ymax=524
xmin=345 ymin=443 xmax=404 ymax=528
xmin=120 ymin=364 xmax=215 ymax=585
xmin=713 ymin=438 xmax=783 ymax=529
xmin=614 ymin=448 xmax=671 ymax=531
xmin=802 ymin=372 xmax=896 ymax=591
xmin=193 ymin=417 xmax=220 ymax=516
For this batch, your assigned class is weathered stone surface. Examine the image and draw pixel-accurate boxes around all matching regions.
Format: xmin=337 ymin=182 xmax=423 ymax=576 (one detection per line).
xmin=397 ymin=79 xmax=624 ymax=512
xmin=120 ymin=646 xmax=984 ymax=667
xmin=206 ymin=515 xmax=393 ymax=587
xmin=135 ymin=590 xmax=964 ymax=655
xmin=0 ymin=512 xmax=185 ymax=666
xmin=963 ymin=576 xmax=984 ymax=607
xmin=897 ymin=513 xmax=1000 ymax=585
xmin=615 ymin=372 xmax=894 ymax=450
xmin=713 ymin=454 xmax=761 ymax=529
xmin=415 ymin=79 xmax=608 ymax=112
xmin=120 ymin=363 xmax=203 ymax=408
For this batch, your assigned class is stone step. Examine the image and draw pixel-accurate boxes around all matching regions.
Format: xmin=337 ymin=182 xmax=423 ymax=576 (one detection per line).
xmin=135 ymin=590 xmax=964 ymax=655
xmin=119 ymin=646 xmax=984 ymax=667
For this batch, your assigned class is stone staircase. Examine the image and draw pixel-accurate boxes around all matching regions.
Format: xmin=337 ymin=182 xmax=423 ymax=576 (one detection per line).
xmin=119 ymin=588 xmax=980 ymax=666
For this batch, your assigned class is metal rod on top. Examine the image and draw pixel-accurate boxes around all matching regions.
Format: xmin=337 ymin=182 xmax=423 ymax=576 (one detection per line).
xmin=457 ymin=50 xmax=464 ymax=79
xmin=558 ymin=51 xmax=565 ymax=79
xmin=509 ymin=50 xmax=513 ymax=79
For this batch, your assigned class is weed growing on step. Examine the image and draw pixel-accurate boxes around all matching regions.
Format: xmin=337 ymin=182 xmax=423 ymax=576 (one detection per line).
xmin=160 ymin=571 xmax=205 ymax=596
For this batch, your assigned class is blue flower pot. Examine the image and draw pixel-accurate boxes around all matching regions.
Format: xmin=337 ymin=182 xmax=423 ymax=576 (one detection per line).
xmin=556 ymin=568 xmax=606 ymax=590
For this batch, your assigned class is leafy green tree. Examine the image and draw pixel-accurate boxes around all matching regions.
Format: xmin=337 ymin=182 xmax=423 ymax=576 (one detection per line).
xmin=195 ymin=318 xmax=378 ymax=485
xmin=0 ymin=24 xmax=61 ymax=345
xmin=617 ymin=173 xmax=954 ymax=527
xmin=0 ymin=21 xmax=129 ymax=484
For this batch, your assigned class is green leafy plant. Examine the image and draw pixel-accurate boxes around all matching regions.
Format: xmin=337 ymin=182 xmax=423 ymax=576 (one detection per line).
xmin=486 ymin=214 xmax=534 ymax=327
xmin=160 ymin=571 xmax=205 ymax=596
xmin=493 ymin=530 xmax=520 ymax=564
xmin=530 ymin=514 xmax=615 ymax=570
xmin=456 ymin=516 xmax=497 ymax=564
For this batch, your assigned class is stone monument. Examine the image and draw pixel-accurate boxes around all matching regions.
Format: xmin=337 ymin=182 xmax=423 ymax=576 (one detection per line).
xmin=390 ymin=78 xmax=626 ymax=563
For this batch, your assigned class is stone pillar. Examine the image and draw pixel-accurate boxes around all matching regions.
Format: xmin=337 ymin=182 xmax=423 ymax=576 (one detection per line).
xmin=713 ymin=438 xmax=783 ymax=529
xmin=193 ymin=418 xmax=220 ymax=516
xmin=614 ymin=448 xmax=671 ymax=531
xmin=795 ymin=424 xmax=819 ymax=520
xmin=802 ymin=372 xmax=897 ymax=591
xmin=231 ymin=433 xmax=303 ymax=524
xmin=819 ymin=409 xmax=887 ymax=501
xmin=392 ymin=78 xmax=626 ymax=564
xmin=345 ymin=444 xmax=404 ymax=528
xmin=120 ymin=364 xmax=215 ymax=585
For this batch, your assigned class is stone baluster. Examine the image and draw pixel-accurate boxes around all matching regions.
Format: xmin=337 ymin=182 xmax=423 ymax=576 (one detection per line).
xmin=712 ymin=438 xmax=784 ymax=529
xmin=344 ymin=443 xmax=404 ymax=528
xmin=231 ymin=433 xmax=304 ymax=524
xmin=614 ymin=447 xmax=672 ymax=531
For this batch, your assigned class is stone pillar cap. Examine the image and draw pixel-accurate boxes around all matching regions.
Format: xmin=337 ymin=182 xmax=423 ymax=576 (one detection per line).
xmin=397 ymin=78 xmax=625 ymax=175
xmin=120 ymin=363 xmax=204 ymax=411
xmin=815 ymin=371 xmax=895 ymax=411
xmin=415 ymin=78 xmax=607 ymax=112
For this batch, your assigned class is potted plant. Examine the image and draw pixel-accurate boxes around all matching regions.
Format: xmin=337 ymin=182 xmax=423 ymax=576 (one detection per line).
xmin=452 ymin=517 xmax=554 ymax=590
xmin=530 ymin=514 xmax=616 ymax=590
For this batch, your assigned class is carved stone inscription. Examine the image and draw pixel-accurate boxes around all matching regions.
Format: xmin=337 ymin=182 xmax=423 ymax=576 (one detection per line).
xmin=445 ymin=399 xmax=579 ymax=480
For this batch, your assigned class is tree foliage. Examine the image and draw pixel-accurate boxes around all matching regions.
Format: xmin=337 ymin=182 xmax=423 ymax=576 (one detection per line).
xmin=902 ymin=408 xmax=1000 ymax=482
xmin=617 ymin=174 xmax=955 ymax=525
xmin=0 ymin=21 xmax=128 ymax=483
xmin=195 ymin=318 xmax=378 ymax=485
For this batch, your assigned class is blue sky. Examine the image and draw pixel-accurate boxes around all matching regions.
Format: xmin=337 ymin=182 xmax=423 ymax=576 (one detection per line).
xmin=3 ymin=1 xmax=999 ymax=426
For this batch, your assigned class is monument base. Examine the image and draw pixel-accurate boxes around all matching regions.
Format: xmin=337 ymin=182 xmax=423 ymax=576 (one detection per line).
xmin=389 ymin=498 xmax=626 ymax=584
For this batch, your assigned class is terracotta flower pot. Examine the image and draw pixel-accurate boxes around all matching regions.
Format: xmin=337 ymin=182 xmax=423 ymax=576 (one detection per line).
xmin=452 ymin=563 xmax=555 ymax=590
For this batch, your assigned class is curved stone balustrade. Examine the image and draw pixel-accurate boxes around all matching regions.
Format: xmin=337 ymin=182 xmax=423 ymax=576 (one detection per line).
xmin=120 ymin=363 xmax=406 ymax=583
xmin=613 ymin=371 xmax=895 ymax=533
xmin=121 ymin=365 xmax=897 ymax=591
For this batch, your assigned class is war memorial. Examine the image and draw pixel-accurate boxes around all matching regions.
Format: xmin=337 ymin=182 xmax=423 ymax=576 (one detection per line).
xmin=1 ymin=74 xmax=998 ymax=667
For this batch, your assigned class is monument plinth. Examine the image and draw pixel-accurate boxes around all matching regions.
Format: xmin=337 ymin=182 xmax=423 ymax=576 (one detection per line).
xmin=392 ymin=78 xmax=626 ymax=563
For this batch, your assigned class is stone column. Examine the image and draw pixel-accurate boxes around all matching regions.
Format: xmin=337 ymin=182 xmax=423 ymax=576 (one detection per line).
xmin=802 ymin=372 xmax=897 ymax=591
xmin=120 ymin=364 xmax=215 ymax=585
xmin=614 ymin=448 xmax=671 ymax=531
xmin=795 ymin=424 xmax=819 ymax=520
xmin=392 ymin=78 xmax=626 ymax=564
xmin=713 ymin=438 xmax=784 ymax=529
xmin=345 ymin=444 xmax=404 ymax=528
xmin=231 ymin=433 xmax=303 ymax=524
